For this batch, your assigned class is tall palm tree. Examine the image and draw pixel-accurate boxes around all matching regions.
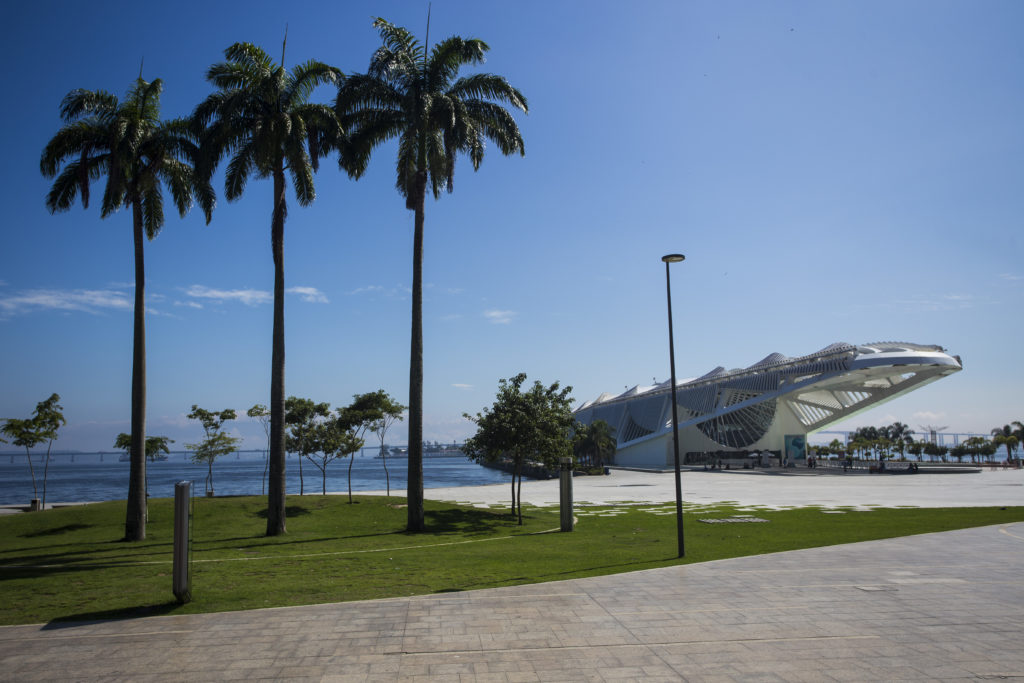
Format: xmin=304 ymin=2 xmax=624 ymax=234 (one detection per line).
xmin=337 ymin=18 xmax=527 ymax=531
xmin=993 ymin=424 xmax=1023 ymax=465
xmin=193 ymin=43 xmax=341 ymax=536
xmin=1014 ymin=422 xmax=1024 ymax=467
xmin=41 ymin=77 xmax=207 ymax=541
xmin=574 ymin=420 xmax=617 ymax=468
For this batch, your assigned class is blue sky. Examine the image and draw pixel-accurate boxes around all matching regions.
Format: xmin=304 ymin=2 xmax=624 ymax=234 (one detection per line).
xmin=2 ymin=0 xmax=1022 ymax=452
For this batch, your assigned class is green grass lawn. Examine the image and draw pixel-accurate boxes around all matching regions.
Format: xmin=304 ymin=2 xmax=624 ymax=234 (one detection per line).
xmin=2 ymin=495 xmax=1022 ymax=626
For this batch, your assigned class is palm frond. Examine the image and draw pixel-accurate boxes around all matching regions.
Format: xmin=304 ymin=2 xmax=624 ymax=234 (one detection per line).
xmin=160 ymin=158 xmax=195 ymax=218
xmin=461 ymin=99 xmax=525 ymax=156
xmin=224 ymin=138 xmax=256 ymax=201
xmin=427 ymin=37 xmax=488 ymax=90
xmin=142 ymin=184 xmax=165 ymax=240
xmin=222 ymin=43 xmax=274 ymax=80
xmin=285 ymin=140 xmax=315 ymax=207
xmin=59 ymin=89 xmax=118 ymax=122
xmin=287 ymin=60 xmax=342 ymax=106
xmin=44 ymin=163 xmax=86 ymax=213
xmin=447 ymin=73 xmax=528 ymax=113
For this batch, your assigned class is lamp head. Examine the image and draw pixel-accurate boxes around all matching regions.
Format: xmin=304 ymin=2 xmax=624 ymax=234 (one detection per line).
xmin=661 ymin=254 xmax=686 ymax=263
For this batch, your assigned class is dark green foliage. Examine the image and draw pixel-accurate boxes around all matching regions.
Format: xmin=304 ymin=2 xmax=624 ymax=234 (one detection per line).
xmin=463 ymin=374 xmax=575 ymax=523
xmin=185 ymin=406 xmax=239 ymax=495
xmin=1 ymin=394 xmax=65 ymax=507
xmin=574 ymin=419 xmax=617 ymax=468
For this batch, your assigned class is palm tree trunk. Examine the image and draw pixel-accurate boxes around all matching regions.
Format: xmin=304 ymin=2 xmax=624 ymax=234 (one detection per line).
xmin=125 ymin=201 xmax=147 ymax=541
xmin=406 ymin=173 xmax=427 ymax=532
xmin=42 ymin=443 xmax=52 ymax=510
xmin=348 ymin=452 xmax=354 ymax=503
xmin=266 ymin=164 xmax=288 ymax=536
xmin=24 ymin=446 xmax=38 ymax=501
xmin=509 ymin=459 xmax=516 ymax=517
xmin=516 ymin=467 xmax=523 ymax=525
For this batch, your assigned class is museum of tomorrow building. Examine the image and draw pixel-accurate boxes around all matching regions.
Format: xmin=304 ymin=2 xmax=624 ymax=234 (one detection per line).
xmin=573 ymin=342 xmax=962 ymax=468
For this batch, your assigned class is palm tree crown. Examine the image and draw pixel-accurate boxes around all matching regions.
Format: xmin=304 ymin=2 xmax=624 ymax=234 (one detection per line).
xmin=193 ymin=43 xmax=342 ymax=205
xmin=41 ymin=76 xmax=207 ymax=542
xmin=193 ymin=42 xmax=342 ymax=536
xmin=337 ymin=18 xmax=527 ymax=533
xmin=338 ymin=18 xmax=528 ymax=199
xmin=41 ymin=78 xmax=207 ymax=231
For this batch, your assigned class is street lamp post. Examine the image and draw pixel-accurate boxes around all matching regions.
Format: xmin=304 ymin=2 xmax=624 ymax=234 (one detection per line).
xmin=662 ymin=253 xmax=686 ymax=558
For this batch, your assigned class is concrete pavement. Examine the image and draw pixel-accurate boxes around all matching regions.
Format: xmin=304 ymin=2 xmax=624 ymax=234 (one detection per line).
xmin=408 ymin=466 xmax=1024 ymax=510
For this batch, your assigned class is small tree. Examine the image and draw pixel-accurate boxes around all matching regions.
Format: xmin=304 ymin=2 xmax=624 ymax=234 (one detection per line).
xmin=367 ymin=392 xmax=405 ymax=496
xmin=307 ymin=418 xmax=363 ymax=496
xmin=923 ymin=441 xmax=948 ymax=462
xmin=115 ymin=432 xmax=174 ymax=512
xmin=463 ymin=373 xmax=575 ymax=525
xmin=285 ymin=397 xmax=331 ymax=495
xmin=906 ymin=440 xmax=925 ymax=462
xmin=337 ymin=393 xmax=387 ymax=503
xmin=2 ymin=394 xmax=65 ymax=509
xmin=248 ymin=404 xmax=271 ymax=495
xmin=962 ymin=436 xmax=995 ymax=464
xmin=186 ymin=406 xmax=239 ymax=495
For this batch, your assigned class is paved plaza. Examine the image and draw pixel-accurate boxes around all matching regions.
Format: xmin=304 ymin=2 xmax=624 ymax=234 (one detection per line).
xmin=2 ymin=469 xmax=1023 ymax=681
xmin=410 ymin=466 xmax=1024 ymax=510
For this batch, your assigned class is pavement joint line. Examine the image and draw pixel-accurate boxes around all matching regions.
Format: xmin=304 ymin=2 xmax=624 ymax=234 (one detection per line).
xmin=0 ymin=629 xmax=195 ymax=642
xmin=394 ymin=633 xmax=883 ymax=657
xmin=612 ymin=605 xmax=812 ymax=616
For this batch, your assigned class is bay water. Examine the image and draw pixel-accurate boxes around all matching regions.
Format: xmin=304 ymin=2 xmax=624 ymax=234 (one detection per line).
xmin=0 ymin=451 xmax=514 ymax=506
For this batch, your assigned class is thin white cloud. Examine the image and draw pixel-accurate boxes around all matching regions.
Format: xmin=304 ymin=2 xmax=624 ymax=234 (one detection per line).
xmin=347 ymin=284 xmax=411 ymax=297
xmin=0 ymin=288 xmax=131 ymax=317
xmin=452 ymin=383 xmax=474 ymax=390
xmin=889 ymin=294 xmax=977 ymax=312
xmin=484 ymin=309 xmax=517 ymax=324
xmin=174 ymin=300 xmax=204 ymax=309
xmin=287 ymin=286 xmax=329 ymax=304
xmin=999 ymin=273 xmax=1023 ymax=282
xmin=349 ymin=285 xmax=385 ymax=295
xmin=185 ymin=285 xmax=271 ymax=306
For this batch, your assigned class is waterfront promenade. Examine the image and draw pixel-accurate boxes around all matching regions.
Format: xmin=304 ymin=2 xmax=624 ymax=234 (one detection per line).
xmin=2 ymin=469 xmax=1022 ymax=681
xmin=405 ymin=465 xmax=1024 ymax=510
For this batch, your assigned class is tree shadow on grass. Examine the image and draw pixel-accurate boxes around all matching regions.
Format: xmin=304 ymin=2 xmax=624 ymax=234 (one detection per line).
xmin=424 ymin=507 xmax=514 ymax=536
xmin=253 ymin=505 xmax=312 ymax=519
xmin=42 ymin=600 xmax=184 ymax=627
xmin=20 ymin=523 xmax=93 ymax=538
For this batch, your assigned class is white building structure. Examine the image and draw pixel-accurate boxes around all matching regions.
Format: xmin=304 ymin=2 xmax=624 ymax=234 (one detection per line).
xmin=574 ymin=342 xmax=962 ymax=468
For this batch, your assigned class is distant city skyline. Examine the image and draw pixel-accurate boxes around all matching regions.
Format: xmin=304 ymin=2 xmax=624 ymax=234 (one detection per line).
xmin=3 ymin=0 xmax=1022 ymax=452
